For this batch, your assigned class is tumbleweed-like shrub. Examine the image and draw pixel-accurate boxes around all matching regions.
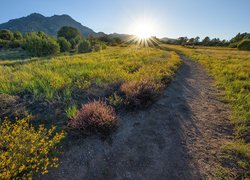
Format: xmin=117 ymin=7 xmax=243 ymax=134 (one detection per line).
xmin=120 ymin=79 xmax=163 ymax=107
xmin=68 ymin=100 xmax=118 ymax=134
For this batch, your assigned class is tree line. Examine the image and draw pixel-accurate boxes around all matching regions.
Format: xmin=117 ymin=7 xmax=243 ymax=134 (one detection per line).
xmin=162 ymin=32 xmax=250 ymax=50
xmin=0 ymin=27 xmax=123 ymax=57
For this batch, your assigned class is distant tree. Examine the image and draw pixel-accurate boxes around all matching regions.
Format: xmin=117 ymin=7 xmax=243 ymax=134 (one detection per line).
xmin=187 ymin=38 xmax=195 ymax=46
xmin=113 ymin=37 xmax=122 ymax=44
xmin=57 ymin=26 xmax=81 ymax=42
xmin=13 ymin=31 xmax=23 ymax=40
xmin=201 ymin=36 xmax=210 ymax=46
xmin=78 ymin=39 xmax=91 ymax=53
xmin=194 ymin=36 xmax=200 ymax=45
xmin=70 ymin=35 xmax=82 ymax=49
xmin=88 ymin=34 xmax=96 ymax=46
xmin=98 ymin=35 xmax=112 ymax=43
xmin=209 ymin=38 xmax=220 ymax=46
xmin=0 ymin=40 xmax=8 ymax=49
xmin=229 ymin=32 xmax=250 ymax=48
xmin=221 ymin=39 xmax=229 ymax=46
xmin=24 ymin=32 xmax=59 ymax=57
xmin=37 ymin=31 xmax=47 ymax=38
xmin=244 ymin=34 xmax=250 ymax=39
xmin=0 ymin=29 xmax=13 ymax=40
xmin=230 ymin=33 xmax=249 ymax=43
xmin=237 ymin=39 xmax=250 ymax=51
xmin=57 ymin=37 xmax=71 ymax=52
xmin=177 ymin=37 xmax=188 ymax=45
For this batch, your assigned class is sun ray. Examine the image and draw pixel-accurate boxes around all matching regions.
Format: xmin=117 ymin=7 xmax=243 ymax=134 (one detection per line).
xmin=124 ymin=17 xmax=160 ymax=47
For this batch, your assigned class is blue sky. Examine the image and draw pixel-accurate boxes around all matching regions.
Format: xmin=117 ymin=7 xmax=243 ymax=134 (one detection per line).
xmin=1 ymin=0 xmax=250 ymax=39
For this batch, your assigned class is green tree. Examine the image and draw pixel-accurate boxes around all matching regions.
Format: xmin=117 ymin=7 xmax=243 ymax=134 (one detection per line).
xmin=194 ymin=36 xmax=200 ymax=45
xmin=202 ymin=36 xmax=210 ymax=46
xmin=238 ymin=39 xmax=250 ymax=51
xmin=57 ymin=37 xmax=71 ymax=52
xmin=78 ymin=39 xmax=91 ymax=53
xmin=13 ymin=31 xmax=23 ymax=40
xmin=230 ymin=32 xmax=249 ymax=43
xmin=24 ymin=32 xmax=59 ymax=57
xmin=0 ymin=29 xmax=13 ymax=40
xmin=69 ymin=35 xmax=82 ymax=49
xmin=188 ymin=38 xmax=195 ymax=45
xmin=177 ymin=37 xmax=188 ymax=45
xmin=57 ymin=26 xmax=81 ymax=41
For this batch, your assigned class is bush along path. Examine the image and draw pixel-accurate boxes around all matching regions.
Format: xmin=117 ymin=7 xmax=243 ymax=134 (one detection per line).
xmin=42 ymin=55 xmax=233 ymax=179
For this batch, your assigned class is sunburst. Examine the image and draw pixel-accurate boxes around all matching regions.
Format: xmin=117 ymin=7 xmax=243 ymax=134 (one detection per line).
xmin=126 ymin=17 xmax=160 ymax=47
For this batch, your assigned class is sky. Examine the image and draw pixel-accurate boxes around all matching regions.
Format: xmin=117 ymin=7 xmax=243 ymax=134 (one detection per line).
xmin=1 ymin=0 xmax=250 ymax=40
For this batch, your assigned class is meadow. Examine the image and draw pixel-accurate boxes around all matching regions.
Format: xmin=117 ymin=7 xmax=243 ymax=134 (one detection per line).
xmin=0 ymin=46 xmax=180 ymax=100
xmin=163 ymin=44 xmax=250 ymax=176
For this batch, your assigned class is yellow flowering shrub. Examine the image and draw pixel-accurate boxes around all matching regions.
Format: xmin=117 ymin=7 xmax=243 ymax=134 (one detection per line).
xmin=0 ymin=117 xmax=65 ymax=179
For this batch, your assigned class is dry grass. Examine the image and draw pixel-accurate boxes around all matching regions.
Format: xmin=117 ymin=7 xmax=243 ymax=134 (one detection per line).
xmin=68 ymin=100 xmax=118 ymax=134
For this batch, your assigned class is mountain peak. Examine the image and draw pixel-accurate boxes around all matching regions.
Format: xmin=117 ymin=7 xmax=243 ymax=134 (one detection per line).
xmin=28 ymin=13 xmax=45 ymax=18
xmin=0 ymin=13 xmax=96 ymax=37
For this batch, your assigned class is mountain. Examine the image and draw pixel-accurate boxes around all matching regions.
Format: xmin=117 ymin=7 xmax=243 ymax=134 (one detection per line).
xmin=160 ymin=37 xmax=177 ymax=42
xmin=109 ymin=33 xmax=134 ymax=41
xmin=0 ymin=13 xmax=97 ymax=37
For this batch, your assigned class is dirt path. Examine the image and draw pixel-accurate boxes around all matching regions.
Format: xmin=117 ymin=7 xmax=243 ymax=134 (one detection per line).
xmin=42 ymin=55 xmax=232 ymax=180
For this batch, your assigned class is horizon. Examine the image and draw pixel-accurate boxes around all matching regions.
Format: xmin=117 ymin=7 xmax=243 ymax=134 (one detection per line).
xmin=1 ymin=0 xmax=250 ymax=40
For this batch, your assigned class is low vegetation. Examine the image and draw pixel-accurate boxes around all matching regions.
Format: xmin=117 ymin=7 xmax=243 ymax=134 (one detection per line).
xmin=68 ymin=101 xmax=118 ymax=134
xmin=162 ymin=32 xmax=250 ymax=50
xmin=0 ymin=117 xmax=65 ymax=179
xmin=0 ymin=27 xmax=112 ymax=58
xmin=0 ymin=46 xmax=181 ymax=101
xmin=0 ymin=38 xmax=181 ymax=178
xmin=165 ymin=44 xmax=250 ymax=178
xmin=121 ymin=78 xmax=163 ymax=107
xmin=238 ymin=39 xmax=250 ymax=51
xmin=23 ymin=32 xmax=60 ymax=57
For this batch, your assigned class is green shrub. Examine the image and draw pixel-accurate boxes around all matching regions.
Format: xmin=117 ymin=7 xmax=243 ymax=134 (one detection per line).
xmin=0 ymin=39 xmax=8 ymax=48
xmin=108 ymin=92 xmax=123 ymax=107
xmin=57 ymin=37 xmax=71 ymax=52
xmin=68 ymin=101 xmax=118 ymax=134
xmin=0 ymin=29 xmax=13 ymax=40
xmin=13 ymin=32 xmax=23 ymax=40
xmin=24 ymin=33 xmax=60 ymax=57
xmin=229 ymin=42 xmax=238 ymax=48
xmin=7 ymin=40 xmax=22 ymax=49
xmin=78 ymin=39 xmax=91 ymax=53
xmin=0 ymin=117 xmax=65 ymax=179
xmin=92 ymin=43 xmax=102 ymax=52
xmin=101 ymin=44 xmax=107 ymax=49
xmin=65 ymin=104 xmax=78 ymax=118
xmin=238 ymin=39 xmax=250 ymax=51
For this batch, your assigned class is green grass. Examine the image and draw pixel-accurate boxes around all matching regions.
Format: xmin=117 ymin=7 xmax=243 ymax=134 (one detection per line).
xmin=165 ymin=44 xmax=250 ymax=178
xmin=65 ymin=104 xmax=78 ymax=118
xmin=0 ymin=46 xmax=181 ymax=101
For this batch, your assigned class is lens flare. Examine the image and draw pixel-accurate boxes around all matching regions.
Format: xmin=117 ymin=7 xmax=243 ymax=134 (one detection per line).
xmin=126 ymin=17 xmax=160 ymax=47
xmin=133 ymin=20 xmax=154 ymax=39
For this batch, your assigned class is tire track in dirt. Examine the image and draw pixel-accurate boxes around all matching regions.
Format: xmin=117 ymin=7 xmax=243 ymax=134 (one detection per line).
xmin=42 ymin=55 xmax=232 ymax=180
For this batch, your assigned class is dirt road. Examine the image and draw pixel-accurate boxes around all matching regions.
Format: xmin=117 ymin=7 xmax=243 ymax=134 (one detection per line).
xmin=43 ymin=55 xmax=232 ymax=180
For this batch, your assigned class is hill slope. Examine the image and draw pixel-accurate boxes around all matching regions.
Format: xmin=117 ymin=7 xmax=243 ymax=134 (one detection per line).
xmin=0 ymin=13 xmax=96 ymax=36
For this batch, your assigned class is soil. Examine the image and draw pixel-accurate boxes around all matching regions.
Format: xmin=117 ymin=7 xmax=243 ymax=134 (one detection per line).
xmin=38 ymin=55 xmax=233 ymax=180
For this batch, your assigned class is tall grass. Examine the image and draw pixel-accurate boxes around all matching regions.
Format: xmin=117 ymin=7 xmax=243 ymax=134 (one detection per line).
xmin=0 ymin=46 xmax=180 ymax=101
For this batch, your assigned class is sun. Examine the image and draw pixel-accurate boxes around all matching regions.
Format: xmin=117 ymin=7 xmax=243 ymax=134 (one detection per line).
xmin=132 ymin=19 xmax=155 ymax=40
xmin=126 ymin=17 xmax=159 ymax=47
